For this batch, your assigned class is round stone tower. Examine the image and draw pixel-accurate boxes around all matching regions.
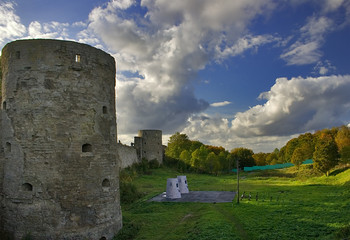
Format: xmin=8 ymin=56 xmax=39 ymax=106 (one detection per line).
xmin=1 ymin=39 xmax=121 ymax=239
xmin=137 ymin=130 xmax=163 ymax=163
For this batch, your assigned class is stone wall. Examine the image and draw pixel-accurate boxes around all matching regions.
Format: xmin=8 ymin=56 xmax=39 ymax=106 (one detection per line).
xmin=0 ymin=39 xmax=122 ymax=239
xmin=117 ymin=143 xmax=139 ymax=168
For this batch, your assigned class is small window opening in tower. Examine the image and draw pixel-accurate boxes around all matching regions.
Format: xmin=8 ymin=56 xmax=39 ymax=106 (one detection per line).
xmin=102 ymin=179 xmax=110 ymax=187
xmin=16 ymin=51 xmax=20 ymax=59
xmin=75 ymin=54 xmax=81 ymax=63
xmin=22 ymin=183 xmax=33 ymax=191
xmin=103 ymin=106 xmax=107 ymax=114
xmin=3 ymin=101 xmax=6 ymax=110
xmin=82 ymin=143 xmax=92 ymax=152
xmin=6 ymin=142 xmax=11 ymax=152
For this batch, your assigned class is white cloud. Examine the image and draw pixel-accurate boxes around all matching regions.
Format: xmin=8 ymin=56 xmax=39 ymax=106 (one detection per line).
xmin=215 ymin=34 xmax=280 ymax=61
xmin=313 ymin=60 xmax=336 ymax=75
xmin=0 ymin=2 xmax=26 ymax=45
xmin=281 ymin=16 xmax=333 ymax=65
xmin=210 ymin=101 xmax=232 ymax=107
xmin=86 ymin=0 xmax=276 ymax=135
xmin=232 ymin=75 xmax=350 ymax=137
xmin=181 ymin=114 xmax=298 ymax=152
xmin=26 ymin=21 xmax=69 ymax=39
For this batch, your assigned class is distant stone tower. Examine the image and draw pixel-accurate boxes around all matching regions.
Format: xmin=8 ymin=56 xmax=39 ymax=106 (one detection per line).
xmin=134 ymin=130 xmax=163 ymax=163
xmin=0 ymin=39 xmax=122 ymax=239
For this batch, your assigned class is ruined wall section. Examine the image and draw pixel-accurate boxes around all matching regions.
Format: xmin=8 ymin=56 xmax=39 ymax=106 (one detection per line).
xmin=116 ymin=143 xmax=139 ymax=168
xmin=1 ymin=39 xmax=121 ymax=239
xmin=137 ymin=130 xmax=163 ymax=163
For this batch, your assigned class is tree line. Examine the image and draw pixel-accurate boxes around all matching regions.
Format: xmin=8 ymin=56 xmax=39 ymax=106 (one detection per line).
xmin=165 ymin=125 xmax=350 ymax=176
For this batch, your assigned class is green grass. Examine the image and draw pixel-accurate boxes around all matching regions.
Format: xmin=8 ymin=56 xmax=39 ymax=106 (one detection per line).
xmin=115 ymin=165 xmax=350 ymax=240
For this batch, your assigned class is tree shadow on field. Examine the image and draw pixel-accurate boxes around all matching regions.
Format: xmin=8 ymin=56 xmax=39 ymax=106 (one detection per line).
xmin=329 ymin=166 xmax=350 ymax=176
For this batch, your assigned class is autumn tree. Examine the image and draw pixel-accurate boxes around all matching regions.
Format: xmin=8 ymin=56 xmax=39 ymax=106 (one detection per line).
xmin=230 ymin=148 xmax=255 ymax=169
xmin=291 ymin=147 xmax=306 ymax=169
xmin=313 ymin=133 xmax=339 ymax=176
xmin=253 ymin=152 xmax=268 ymax=166
xmin=335 ymin=125 xmax=350 ymax=163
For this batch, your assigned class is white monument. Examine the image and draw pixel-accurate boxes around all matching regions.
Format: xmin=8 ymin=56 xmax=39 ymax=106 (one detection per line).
xmin=166 ymin=178 xmax=181 ymax=199
xmin=177 ymin=176 xmax=189 ymax=194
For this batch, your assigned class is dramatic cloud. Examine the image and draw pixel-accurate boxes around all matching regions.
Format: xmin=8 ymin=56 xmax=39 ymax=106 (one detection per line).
xmin=0 ymin=2 xmax=26 ymax=45
xmin=86 ymin=0 xmax=276 ymax=135
xmin=232 ymin=75 xmax=350 ymax=137
xmin=180 ymin=75 xmax=350 ymax=152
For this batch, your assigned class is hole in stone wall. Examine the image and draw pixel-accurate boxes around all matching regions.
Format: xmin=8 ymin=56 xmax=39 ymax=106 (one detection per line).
xmin=75 ymin=54 xmax=81 ymax=63
xmin=6 ymin=142 xmax=11 ymax=152
xmin=3 ymin=101 xmax=6 ymax=110
xmin=82 ymin=143 xmax=92 ymax=152
xmin=103 ymin=106 xmax=107 ymax=114
xmin=16 ymin=51 xmax=20 ymax=59
xmin=100 ymin=237 xmax=107 ymax=240
xmin=22 ymin=183 xmax=33 ymax=191
xmin=102 ymin=179 xmax=110 ymax=187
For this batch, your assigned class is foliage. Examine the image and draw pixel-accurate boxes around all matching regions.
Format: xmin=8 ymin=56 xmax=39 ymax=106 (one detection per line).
xmin=165 ymin=132 xmax=191 ymax=159
xmin=253 ymin=152 xmax=269 ymax=166
xmin=230 ymin=147 xmax=255 ymax=168
xmin=313 ymin=133 xmax=339 ymax=176
xmin=291 ymin=147 xmax=307 ymax=169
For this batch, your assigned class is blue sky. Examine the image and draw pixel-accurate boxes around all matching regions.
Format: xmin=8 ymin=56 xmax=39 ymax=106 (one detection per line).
xmin=1 ymin=0 xmax=350 ymax=152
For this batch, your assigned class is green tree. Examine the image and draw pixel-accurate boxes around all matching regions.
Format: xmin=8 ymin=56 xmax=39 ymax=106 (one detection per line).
xmin=266 ymin=152 xmax=279 ymax=165
xmin=230 ymin=148 xmax=255 ymax=169
xmin=291 ymin=147 xmax=306 ymax=169
xmin=313 ymin=134 xmax=339 ymax=176
xmin=166 ymin=132 xmax=191 ymax=159
xmin=179 ymin=150 xmax=191 ymax=165
xmin=205 ymin=152 xmax=220 ymax=174
xmin=218 ymin=151 xmax=228 ymax=171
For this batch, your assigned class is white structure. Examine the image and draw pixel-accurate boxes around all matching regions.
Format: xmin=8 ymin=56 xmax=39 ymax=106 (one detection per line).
xmin=177 ymin=176 xmax=189 ymax=194
xmin=166 ymin=178 xmax=181 ymax=199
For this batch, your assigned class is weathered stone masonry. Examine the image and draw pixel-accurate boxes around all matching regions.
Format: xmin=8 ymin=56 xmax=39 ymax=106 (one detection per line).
xmin=0 ymin=39 xmax=122 ymax=239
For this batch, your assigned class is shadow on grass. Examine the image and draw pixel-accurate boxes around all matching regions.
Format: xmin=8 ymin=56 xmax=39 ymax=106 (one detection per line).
xmin=329 ymin=166 xmax=350 ymax=176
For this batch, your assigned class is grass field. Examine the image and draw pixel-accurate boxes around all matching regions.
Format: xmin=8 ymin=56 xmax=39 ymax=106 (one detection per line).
xmin=116 ymin=165 xmax=350 ymax=240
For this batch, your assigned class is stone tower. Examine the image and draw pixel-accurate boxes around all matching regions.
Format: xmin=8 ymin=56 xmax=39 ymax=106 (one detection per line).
xmin=134 ymin=130 xmax=163 ymax=163
xmin=0 ymin=39 xmax=122 ymax=239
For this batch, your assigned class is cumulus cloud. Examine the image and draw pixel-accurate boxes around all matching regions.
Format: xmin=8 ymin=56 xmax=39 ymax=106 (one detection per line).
xmin=182 ymin=114 xmax=298 ymax=152
xmin=26 ymin=21 xmax=70 ymax=39
xmin=232 ymin=75 xmax=350 ymax=137
xmin=0 ymin=2 xmax=26 ymax=45
xmin=180 ymin=75 xmax=350 ymax=152
xmin=85 ymin=0 xmax=276 ymax=135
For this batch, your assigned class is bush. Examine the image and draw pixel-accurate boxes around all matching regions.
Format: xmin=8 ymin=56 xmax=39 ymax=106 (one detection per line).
xmin=149 ymin=159 xmax=160 ymax=169
xmin=120 ymin=182 xmax=144 ymax=204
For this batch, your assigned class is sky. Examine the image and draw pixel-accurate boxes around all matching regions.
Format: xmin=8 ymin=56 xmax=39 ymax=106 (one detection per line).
xmin=1 ymin=0 xmax=350 ymax=153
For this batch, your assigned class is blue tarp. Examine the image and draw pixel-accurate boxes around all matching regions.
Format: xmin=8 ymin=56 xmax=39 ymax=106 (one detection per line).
xmin=232 ymin=159 xmax=313 ymax=172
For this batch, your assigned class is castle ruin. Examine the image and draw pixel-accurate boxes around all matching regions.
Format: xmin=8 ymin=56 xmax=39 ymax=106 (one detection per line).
xmin=0 ymin=39 xmax=122 ymax=239
xmin=117 ymin=130 xmax=164 ymax=169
